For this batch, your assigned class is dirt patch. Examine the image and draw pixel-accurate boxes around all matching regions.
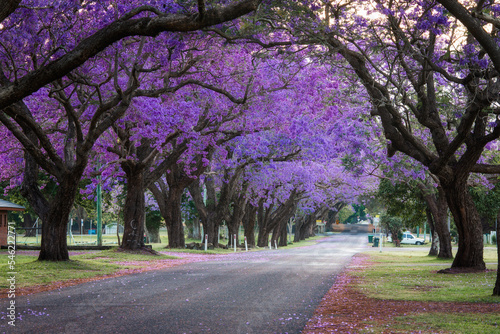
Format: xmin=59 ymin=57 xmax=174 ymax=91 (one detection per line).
xmin=302 ymin=255 xmax=500 ymax=334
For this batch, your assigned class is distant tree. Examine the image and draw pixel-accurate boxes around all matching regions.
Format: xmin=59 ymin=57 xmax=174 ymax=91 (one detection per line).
xmin=338 ymin=206 xmax=355 ymax=224
xmin=470 ymin=183 xmax=500 ymax=232
xmin=344 ymin=204 xmax=366 ymax=224
xmin=377 ymin=179 xmax=426 ymax=230
xmin=381 ymin=215 xmax=404 ymax=247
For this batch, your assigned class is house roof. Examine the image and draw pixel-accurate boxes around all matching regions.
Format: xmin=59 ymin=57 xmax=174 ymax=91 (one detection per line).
xmin=0 ymin=199 xmax=25 ymax=211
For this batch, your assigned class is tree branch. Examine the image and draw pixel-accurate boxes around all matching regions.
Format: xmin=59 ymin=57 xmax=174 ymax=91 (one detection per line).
xmin=0 ymin=0 xmax=262 ymax=110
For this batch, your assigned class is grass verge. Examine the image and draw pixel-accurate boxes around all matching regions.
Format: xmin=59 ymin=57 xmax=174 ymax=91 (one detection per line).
xmin=304 ymin=248 xmax=499 ymax=334
xmin=0 ymin=247 xmax=178 ymax=292
xmin=358 ymin=248 xmax=498 ymax=303
xmin=387 ymin=313 xmax=500 ymax=334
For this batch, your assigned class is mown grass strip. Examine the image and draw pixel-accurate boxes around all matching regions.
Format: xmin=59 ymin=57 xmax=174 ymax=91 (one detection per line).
xmin=0 ymin=247 xmax=178 ymax=290
xmin=363 ymin=313 xmax=500 ymax=334
xmin=358 ymin=249 xmax=498 ymax=304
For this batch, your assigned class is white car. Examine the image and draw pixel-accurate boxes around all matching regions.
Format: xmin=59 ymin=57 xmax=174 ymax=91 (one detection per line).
xmin=401 ymin=232 xmax=425 ymax=245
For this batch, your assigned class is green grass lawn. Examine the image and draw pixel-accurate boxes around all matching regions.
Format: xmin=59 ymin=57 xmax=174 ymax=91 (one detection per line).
xmin=384 ymin=313 xmax=500 ymax=334
xmin=355 ymin=248 xmax=499 ymax=333
xmin=358 ymin=249 xmax=498 ymax=303
xmin=0 ymin=248 xmax=178 ymax=290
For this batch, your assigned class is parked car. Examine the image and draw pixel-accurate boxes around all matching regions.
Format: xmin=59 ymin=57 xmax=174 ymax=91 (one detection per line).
xmin=400 ymin=232 xmax=425 ymax=245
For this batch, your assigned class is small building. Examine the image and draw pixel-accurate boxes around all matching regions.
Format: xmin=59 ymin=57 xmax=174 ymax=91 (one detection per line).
xmin=0 ymin=199 xmax=25 ymax=246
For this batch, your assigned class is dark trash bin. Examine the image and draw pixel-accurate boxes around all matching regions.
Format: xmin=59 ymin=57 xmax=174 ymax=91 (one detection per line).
xmin=373 ymin=237 xmax=379 ymax=247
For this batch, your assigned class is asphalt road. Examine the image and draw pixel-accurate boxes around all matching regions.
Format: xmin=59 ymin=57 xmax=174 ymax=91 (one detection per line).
xmin=2 ymin=233 xmax=368 ymax=334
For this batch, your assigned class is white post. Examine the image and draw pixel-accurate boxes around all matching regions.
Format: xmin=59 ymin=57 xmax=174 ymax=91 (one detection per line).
xmin=268 ymin=240 xmax=272 ymax=249
xmin=218 ymin=226 xmax=220 ymax=245
xmin=81 ymin=219 xmax=83 ymax=243
xmin=244 ymin=236 xmax=248 ymax=252
xmin=274 ymin=240 xmax=278 ymax=249
xmin=204 ymin=234 xmax=208 ymax=251
xmin=233 ymin=234 xmax=237 ymax=252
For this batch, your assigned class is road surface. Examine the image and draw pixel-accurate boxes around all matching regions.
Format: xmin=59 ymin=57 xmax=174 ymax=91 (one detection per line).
xmin=2 ymin=233 xmax=368 ymax=334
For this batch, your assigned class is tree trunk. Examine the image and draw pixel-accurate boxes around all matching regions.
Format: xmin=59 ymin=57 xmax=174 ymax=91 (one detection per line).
xmin=425 ymin=208 xmax=438 ymax=256
xmin=188 ymin=217 xmax=201 ymax=240
xmin=147 ymin=226 xmax=161 ymax=243
xmin=257 ymin=224 xmax=270 ymax=247
xmin=257 ymin=202 xmax=270 ymax=247
xmin=22 ymin=214 xmax=36 ymax=237
xmin=226 ymin=192 xmax=247 ymax=248
xmin=293 ymin=215 xmax=305 ymax=242
xmin=165 ymin=186 xmax=185 ymax=248
xmin=242 ymin=203 xmax=257 ymax=247
xmin=273 ymin=219 xmax=288 ymax=247
xmin=493 ymin=209 xmax=500 ymax=296
xmin=434 ymin=187 xmax=453 ymax=259
xmin=38 ymin=201 xmax=72 ymax=261
xmin=419 ymin=183 xmax=453 ymax=258
xmin=271 ymin=223 xmax=280 ymax=247
xmin=204 ymin=211 xmax=221 ymax=246
xmin=308 ymin=220 xmax=316 ymax=238
xmin=442 ymin=179 xmax=485 ymax=270
xmin=38 ymin=173 xmax=82 ymax=261
xmin=227 ymin=221 xmax=239 ymax=248
xmin=120 ymin=164 xmax=146 ymax=251
xmin=299 ymin=215 xmax=315 ymax=241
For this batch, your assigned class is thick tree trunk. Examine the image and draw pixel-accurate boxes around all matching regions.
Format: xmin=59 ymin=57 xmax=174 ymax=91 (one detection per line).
xmin=38 ymin=200 xmax=72 ymax=260
xmin=149 ymin=179 xmax=188 ymax=249
xmin=204 ymin=212 xmax=221 ymax=246
xmin=308 ymin=220 xmax=316 ymax=237
xmin=165 ymin=187 xmax=185 ymax=248
xmin=420 ymin=183 xmax=453 ymax=258
xmin=120 ymin=165 xmax=146 ymax=251
xmin=298 ymin=215 xmax=314 ymax=241
xmin=442 ymin=179 xmax=485 ymax=270
xmin=493 ymin=209 xmax=500 ymax=296
xmin=293 ymin=216 xmax=305 ymax=242
xmin=242 ymin=203 xmax=257 ymax=247
xmin=257 ymin=201 xmax=272 ymax=247
xmin=274 ymin=219 xmax=288 ymax=247
xmin=258 ymin=193 xmax=298 ymax=247
xmin=257 ymin=224 xmax=270 ymax=247
xmin=226 ymin=193 xmax=247 ymax=248
xmin=37 ymin=173 xmax=82 ymax=261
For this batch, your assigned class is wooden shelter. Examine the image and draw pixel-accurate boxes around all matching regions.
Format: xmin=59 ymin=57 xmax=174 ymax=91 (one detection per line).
xmin=0 ymin=199 xmax=25 ymax=246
